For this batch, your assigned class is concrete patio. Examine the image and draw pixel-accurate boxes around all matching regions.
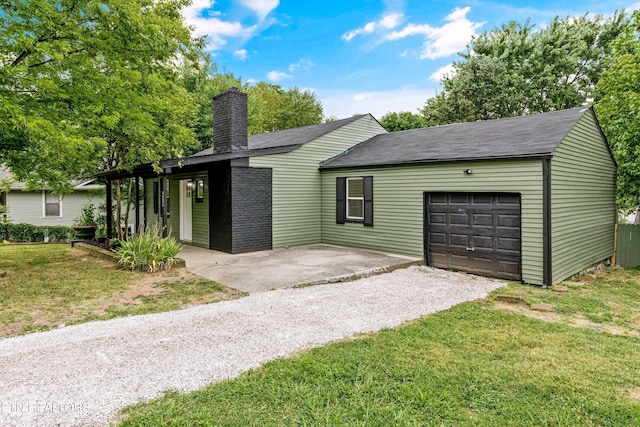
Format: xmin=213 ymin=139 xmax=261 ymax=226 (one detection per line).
xmin=178 ymin=244 xmax=422 ymax=293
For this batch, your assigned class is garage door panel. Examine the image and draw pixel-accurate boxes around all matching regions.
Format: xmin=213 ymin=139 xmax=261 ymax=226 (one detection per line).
xmin=472 ymin=194 xmax=493 ymax=204
xmin=426 ymin=192 xmax=521 ymax=281
xmin=498 ymin=260 xmax=521 ymax=277
xmin=450 ymin=194 xmax=470 ymax=204
xmin=473 ymin=235 xmax=494 ymax=249
xmin=498 ymin=237 xmax=520 ymax=252
xmin=498 ymin=214 xmax=520 ymax=228
xmin=450 ymin=233 xmax=469 ymax=247
xmin=450 ymin=213 xmax=469 ymax=225
xmin=429 ymin=212 xmax=447 ymax=224
xmin=429 ymin=193 xmax=447 ymax=204
xmin=429 ymin=232 xmax=447 ymax=245
xmin=472 ymin=213 xmax=493 ymax=226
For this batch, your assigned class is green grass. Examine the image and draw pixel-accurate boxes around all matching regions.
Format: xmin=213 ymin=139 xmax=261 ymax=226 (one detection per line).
xmin=491 ymin=266 xmax=640 ymax=335
xmin=120 ymin=268 xmax=640 ymax=426
xmin=0 ymin=244 xmax=243 ymax=336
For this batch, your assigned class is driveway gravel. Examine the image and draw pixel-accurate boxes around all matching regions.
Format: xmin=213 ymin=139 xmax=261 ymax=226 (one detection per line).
xmin=0 ymin=266 xmax=504 ymax=426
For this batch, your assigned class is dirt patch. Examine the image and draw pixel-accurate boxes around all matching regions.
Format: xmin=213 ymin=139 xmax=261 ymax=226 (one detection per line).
xmin=569 ymin=315 xmax=638 ymax=337
xmin=492 ymin=300 xmax=639 ymax=337
xmin=626 ymin=388 xmax=640 ymax=402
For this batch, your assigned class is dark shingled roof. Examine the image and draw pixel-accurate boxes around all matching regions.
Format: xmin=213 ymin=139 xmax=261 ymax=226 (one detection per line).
xmin=320 ymin=107 xmax=591 ymax=169
xmin=192 ymin=115 xmax=367 ymax=157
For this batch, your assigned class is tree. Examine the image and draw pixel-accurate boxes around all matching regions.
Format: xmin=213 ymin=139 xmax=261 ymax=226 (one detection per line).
xmin=421 ymin=13 xmax=628 ymax=125
xmin=380 ymin=111 xmax=426 ymax=132
xmin=596 ymin=10 xmax=640 ymax=218
xmin=247 ymin=82 xmax=323 ymax=135
xmin=0 ymin=0 xmax=200 ymax=195
xmin=178 ymin=56 xmax=243 ymax=155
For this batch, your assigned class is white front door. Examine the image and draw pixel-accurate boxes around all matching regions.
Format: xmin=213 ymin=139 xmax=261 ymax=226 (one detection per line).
xmin=179 ymin=180 xmax=193 ymax=242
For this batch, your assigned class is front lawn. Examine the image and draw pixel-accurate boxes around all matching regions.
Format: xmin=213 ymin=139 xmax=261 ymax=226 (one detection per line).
xmin=0 ymin=244 xmax=244 ymax=337
xmin=120 ymin=267 xmax=640 ymax=426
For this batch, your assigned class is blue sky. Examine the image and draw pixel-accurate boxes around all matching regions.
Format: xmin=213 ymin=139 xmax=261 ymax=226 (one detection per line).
xmin=182 ymin=0 xmax=639 ymax=119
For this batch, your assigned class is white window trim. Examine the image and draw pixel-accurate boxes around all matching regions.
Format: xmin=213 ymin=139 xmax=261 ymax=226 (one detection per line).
xmin=346 ymin=177 xmax=364 ymax=221
xmin=42 ymin=190 xmax=63 ymax=218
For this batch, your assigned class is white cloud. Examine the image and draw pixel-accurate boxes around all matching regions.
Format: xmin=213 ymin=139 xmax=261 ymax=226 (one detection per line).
xmin=182 ymin=0 xmax=271 ymax=51
xmin=267 ymin=70 xmax=292 ymax=82
xmin=288 ymin=59 xmax=315 ymax=72
xmin=429 ymin=63 xmax=455 ymax=82
xmin=342 ymin=13 xmax=403 ymax=41
xmin=240 ymin=0 xmax=279 ymax=20
xmin=628 ymin=2 xmax=640 ymax=11
xmin=234 ymin=49 xmax=248 ymax=60
xmin=319 ymin=87 xmax=437 ymax=119
xmin=387 ymin=7 xmax=483 ymax=59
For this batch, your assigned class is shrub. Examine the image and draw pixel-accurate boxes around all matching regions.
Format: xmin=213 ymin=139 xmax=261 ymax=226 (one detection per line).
xmin=74 ymin=202 xmax=97 ymax=226
xmin=115 ymin=225 xmax=183 ymax=272
xmin=0 ymin=222 xmax=75 ymax=243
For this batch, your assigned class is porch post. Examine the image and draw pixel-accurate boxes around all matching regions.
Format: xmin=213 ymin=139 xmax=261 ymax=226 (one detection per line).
xmin=106 ymin=179 xmax=113 ymax=240
xmin=161 ymin=174 xmax=169 ymax=237
xmin=134 ymin=176 xmax=140 ymax=233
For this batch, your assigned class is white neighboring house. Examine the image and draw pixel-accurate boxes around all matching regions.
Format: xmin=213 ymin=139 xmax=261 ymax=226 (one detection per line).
xmin=0 ymin=166 xmax=103 ymax=227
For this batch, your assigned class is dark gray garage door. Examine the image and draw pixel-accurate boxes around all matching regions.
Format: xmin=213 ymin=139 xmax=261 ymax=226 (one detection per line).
xmin=425 ymin=193 xmax=521 ymax=281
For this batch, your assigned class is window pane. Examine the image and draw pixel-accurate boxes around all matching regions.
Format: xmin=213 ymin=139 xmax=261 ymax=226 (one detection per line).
xmin=45 ymin=191 xmax=59 ymax=204
xmin=347 ymin=199 xmax=363 ymax=219
xmin=0 ymin=192 xmax=5 ymax=206
xmin=347 ymin=178 xmax=363 ymax=197
xmin=45 ymin=191 xmax=60 ymax=217
xmin=46 ymin=203 xmax=60 ymax=217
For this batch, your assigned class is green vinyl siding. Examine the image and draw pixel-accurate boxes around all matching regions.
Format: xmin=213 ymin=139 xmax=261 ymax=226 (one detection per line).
xmin=321 ymin=160 xmax=545 ymax=285
xmin=249 ymin=115 xmax=385 ymax=248
xmin=551 ymin=110 xmax=616 ymax=284
xmin=144 ymin=172 xmax=209 ymax=249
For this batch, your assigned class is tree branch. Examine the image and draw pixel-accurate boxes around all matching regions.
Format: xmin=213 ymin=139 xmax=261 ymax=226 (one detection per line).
xmin=28 ymin=48 xmax=86 ymax=68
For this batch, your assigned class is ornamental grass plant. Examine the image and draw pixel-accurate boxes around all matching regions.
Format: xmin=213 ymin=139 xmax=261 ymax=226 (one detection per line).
xmin=116 ymin=225 xmax=183 ymax=272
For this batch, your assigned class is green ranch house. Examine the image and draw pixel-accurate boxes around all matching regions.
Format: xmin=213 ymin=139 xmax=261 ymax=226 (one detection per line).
xmin=99 ymin=88 xmax=616 ymax=287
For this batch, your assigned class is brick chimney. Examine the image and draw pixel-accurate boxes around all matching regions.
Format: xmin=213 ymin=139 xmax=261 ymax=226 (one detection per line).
xmin=213 ymin=87 xmax=248 ymax=154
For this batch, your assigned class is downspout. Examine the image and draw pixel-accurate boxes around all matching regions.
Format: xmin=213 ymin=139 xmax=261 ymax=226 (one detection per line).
xmin=542 ymin=157 xmax=552 ymax=288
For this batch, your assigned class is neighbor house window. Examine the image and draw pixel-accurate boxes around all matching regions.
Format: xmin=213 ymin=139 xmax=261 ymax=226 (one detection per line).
xmin=336 ymin=176 xmax=373 ymax=226
xmin=346 ymin=178 xmax=364 ymax=220
xmin=0 ymin=191 xmax=6 ymax=207
xmin=44 ymin=191 xmax=61 ymax=217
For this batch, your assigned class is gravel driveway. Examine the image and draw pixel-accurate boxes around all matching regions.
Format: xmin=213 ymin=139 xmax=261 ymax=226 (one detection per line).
xmin=0 ymin=266 xmax=504 ymax=426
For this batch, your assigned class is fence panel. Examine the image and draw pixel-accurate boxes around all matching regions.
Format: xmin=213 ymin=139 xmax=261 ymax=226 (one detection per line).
xmin=616 ymin=224 xmax=640 ymax=268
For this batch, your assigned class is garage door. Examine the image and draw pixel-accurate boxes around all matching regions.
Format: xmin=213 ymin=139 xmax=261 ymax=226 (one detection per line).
xmin=425 ymin=193 xmax=521 ymax=281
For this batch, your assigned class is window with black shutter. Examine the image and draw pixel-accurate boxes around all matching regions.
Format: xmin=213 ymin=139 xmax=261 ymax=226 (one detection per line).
xmin=336 ymin=176 xmax=373 ymax=226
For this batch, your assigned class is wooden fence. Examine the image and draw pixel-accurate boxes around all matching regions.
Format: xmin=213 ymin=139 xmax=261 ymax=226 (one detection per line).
xmin=615 ymin=224 xmax=640 ymax=268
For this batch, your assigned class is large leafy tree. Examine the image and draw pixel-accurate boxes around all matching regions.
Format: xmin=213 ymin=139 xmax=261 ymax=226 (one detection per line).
xmin=0 ymin=0 xmax=200 ymax=194
xmin=178 ymin=56 xmax=243 ymax=155
xmin=247 ymin=82 xmax=323 ymax=136
xmin=179 ymin=66 xmax=324 ymax=154
xmin=596 ymin=10 xmax=640 ymax=219
xmin=379 ymin=111 xmax=426 ymax=132
xmin=420 ymin=12 xmax=628 ymax=126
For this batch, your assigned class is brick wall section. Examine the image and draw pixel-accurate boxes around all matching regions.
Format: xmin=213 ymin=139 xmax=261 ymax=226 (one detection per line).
xmin=213 ymin=88 xmax=248 ymax=154
xmin=231 ymin=167 xmax=272 ymax=253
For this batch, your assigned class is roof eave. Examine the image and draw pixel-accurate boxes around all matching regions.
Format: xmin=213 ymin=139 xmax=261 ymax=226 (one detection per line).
xmin=95 ymin=144 xmax=302 ymax=180
xmin=319 ymin=153 xmax=554 ymax=170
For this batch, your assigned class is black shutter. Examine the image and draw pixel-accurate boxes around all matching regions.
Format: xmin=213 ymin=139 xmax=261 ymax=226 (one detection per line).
xmin=336 ymin=177 xmax=346 ymax=224
xmin=363 ymin=176 xmax=373 ymax=226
